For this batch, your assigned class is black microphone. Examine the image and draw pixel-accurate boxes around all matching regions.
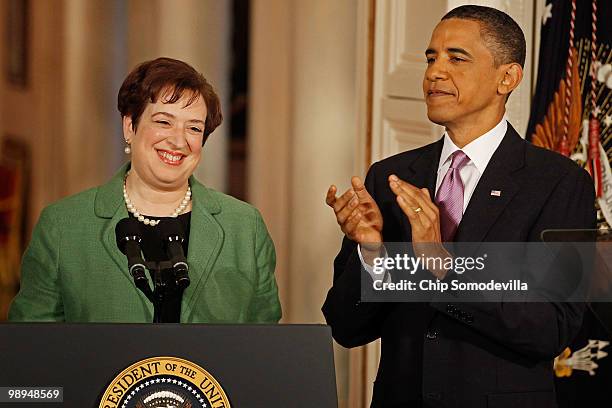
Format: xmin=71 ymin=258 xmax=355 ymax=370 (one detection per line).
xmin=115 ymin=218 xmax=149 ymax=289
xmin=159 ymin=219 xmax=190 ymax=289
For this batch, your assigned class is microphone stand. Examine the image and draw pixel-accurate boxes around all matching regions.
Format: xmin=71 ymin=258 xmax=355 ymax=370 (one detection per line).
xmin=116 ymin=218 xmax=189 ymax=323
xmin=135 ymin=260 xmax=186 ymax=323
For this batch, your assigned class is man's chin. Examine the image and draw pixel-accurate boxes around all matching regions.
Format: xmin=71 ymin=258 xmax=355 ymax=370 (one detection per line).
xmin=426 ymin=111 xmax=451 ymax=126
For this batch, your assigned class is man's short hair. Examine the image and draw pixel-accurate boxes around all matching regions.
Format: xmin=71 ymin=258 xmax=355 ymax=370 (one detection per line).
xmin=442 ymin=5 xmax=526 ymax=68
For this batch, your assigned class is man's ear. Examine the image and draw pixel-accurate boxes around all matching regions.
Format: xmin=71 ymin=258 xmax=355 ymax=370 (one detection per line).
xmin=498 ymin=63 xmax=523 ymax=96
xmin=122 ymin=116 xmax=135 ymax=144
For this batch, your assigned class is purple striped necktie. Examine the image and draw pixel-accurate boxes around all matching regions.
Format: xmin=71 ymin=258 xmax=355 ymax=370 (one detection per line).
xmin=435 ymin=150 xmax=470 ymax=241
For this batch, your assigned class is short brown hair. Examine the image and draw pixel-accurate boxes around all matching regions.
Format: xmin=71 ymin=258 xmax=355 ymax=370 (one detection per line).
xmin=117 ymin=57 xmax=223 ymax=141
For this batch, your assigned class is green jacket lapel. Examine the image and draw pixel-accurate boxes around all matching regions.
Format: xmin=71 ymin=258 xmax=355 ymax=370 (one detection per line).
xmin=182 ymin=177 xmax=224 ymax=317
xmin=95 ymin=163 xmax=153 ymax=310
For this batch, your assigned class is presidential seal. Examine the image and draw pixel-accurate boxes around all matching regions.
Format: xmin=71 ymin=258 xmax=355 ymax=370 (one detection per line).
xmin=99 ymin=356 xmax=231 ymax=408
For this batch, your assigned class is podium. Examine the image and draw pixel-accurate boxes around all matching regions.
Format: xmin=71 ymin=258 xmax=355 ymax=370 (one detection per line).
xmin=0 ymin=323 xmax=338 ymax=407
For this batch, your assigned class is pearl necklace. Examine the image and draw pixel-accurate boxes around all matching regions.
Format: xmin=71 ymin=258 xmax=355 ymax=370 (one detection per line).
xmin=123 ymin=172 xmax=192 ymax=226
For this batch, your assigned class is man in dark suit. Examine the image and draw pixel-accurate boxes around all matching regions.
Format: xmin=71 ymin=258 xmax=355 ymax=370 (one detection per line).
xmin=323 ymin=5 xmax=596 ymax=408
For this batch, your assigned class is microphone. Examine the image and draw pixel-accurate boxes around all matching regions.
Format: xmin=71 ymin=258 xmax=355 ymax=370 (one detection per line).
xmin=115 ymin=218 xmax=148 ymax=288
xmin=159 ymin=219 xmax=190 ymax=289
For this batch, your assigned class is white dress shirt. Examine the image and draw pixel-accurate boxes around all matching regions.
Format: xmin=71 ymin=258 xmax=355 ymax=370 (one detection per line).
xmin=436 ymin=117 xmax=508 ymax=212
xmin=359 ymin=117 xmax=508 ymax=281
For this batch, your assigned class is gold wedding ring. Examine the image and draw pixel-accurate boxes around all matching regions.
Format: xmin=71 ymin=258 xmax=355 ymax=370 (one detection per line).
xmin=413 ymin=207 xmax=423 ymax=213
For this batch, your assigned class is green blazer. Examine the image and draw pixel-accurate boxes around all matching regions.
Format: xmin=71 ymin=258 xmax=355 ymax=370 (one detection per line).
xmin=9 ymin=164 xmax=281 ymax=323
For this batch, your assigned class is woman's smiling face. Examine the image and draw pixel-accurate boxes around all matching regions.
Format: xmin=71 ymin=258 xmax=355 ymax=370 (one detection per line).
xmin=123 ymin=89 xmax=208 ymax=191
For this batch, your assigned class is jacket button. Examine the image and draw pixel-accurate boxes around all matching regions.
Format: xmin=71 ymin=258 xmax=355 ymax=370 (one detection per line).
xmin=466 ymin=314 xmax=474 ymax=324
xmin=426 ymin=330 xmax=439 ymax=339
xmin=446 ymin=304 xmax=455 ymax=313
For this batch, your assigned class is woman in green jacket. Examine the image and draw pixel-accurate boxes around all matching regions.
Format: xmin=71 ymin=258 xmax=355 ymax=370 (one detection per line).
xmin=9 ymin=57 xmax=281 ymax=323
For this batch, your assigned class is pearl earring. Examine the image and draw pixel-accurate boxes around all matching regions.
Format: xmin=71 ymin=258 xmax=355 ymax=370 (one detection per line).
xmin=124 ymin=142 xmax=131 ymax=154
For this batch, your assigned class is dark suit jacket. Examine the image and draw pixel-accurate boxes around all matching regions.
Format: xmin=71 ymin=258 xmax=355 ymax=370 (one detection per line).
xmin=322 ymin=125 xmax=596 ymax=408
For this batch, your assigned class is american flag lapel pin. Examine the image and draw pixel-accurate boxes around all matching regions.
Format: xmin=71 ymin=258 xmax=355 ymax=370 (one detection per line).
xmin=490 ymin=190 xmax=501 ymax=197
